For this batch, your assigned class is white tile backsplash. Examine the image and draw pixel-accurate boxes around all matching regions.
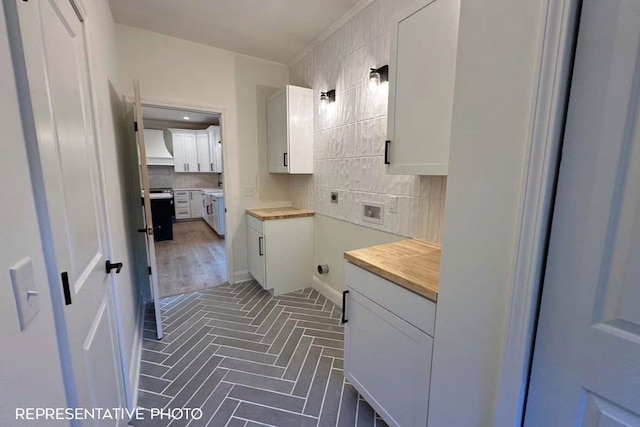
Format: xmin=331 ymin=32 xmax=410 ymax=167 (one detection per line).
xmin=289 ymin=0 xmax=446 ymax=245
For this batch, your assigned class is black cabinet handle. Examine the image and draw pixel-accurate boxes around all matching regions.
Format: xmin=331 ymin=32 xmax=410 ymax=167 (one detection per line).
xmin=283 ymin=153 xmax=288 ymax=167
xmin=137 ymin=228 xmax=147 ymax=233
xmin=384 ymin=140 xmax=391 ymax=165
xmin=258 ymin=236 xmax=264 ymax=256
xmin=211 ymin=163 xmax=213 ymax=171
xmin=341 ymin=290 xmax=349 ymax=324
xmin=105 ymin=260 xmax=123 ymax=274
xmin=61 ymin=272 xmax=72 ymax=305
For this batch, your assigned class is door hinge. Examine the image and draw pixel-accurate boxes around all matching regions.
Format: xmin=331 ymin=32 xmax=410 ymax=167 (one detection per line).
xmin=134 ymin=121 xmax=138 ymax=132
xmin=61 ymin=272 xmax=72 ymax=305
xmin=148 ymin=266 xmax=152 ymax=275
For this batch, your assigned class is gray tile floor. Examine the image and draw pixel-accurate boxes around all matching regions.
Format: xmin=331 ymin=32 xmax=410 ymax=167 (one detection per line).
xmin=131 ymin=281 xmax=388 ymax=427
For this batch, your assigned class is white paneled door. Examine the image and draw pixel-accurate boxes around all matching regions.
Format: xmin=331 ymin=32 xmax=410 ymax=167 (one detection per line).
xmin=133 ymin=81 xmax=163 ymax=339
xmin=13 ymin=0 xmax=124 ymax=418
xmin=525 ymin=0 xmax=640 ymax=425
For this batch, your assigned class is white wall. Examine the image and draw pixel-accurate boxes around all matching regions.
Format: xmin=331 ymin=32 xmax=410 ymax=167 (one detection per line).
xmin=114 ymin=24 xmax=290 ymax=281
xmin=287 ymin=0 xmax=447 ymax=296
xmin=0 ymin=4 xmax=67 ymax=422
xmin=427 ymin=0 xmax=546 ymax=426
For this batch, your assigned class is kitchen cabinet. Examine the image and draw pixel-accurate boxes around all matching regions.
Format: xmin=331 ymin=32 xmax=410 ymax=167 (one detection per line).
xmin=189 ymin=191 xmax=202 ymax=219
xmin=386 ymin=0 xmax=460 ymax=175
xmin=267 ymin=85 xmax=313 ymax=174
xmin=344 ymin=262 xmax=436 ymax=427
xmin=170 ymin=130 xmax=198 ymax=173
xmin=246 ymin=211 xmax=313 ymax=294
xmin=174 ymin=190 xmax=191 ymax=219
xmin=169 ymin=128 xmax=222 ymax=173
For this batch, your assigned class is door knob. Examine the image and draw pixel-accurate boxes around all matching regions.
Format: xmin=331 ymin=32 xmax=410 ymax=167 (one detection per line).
xmin=105 ymin=260 xmax=123 ymax=274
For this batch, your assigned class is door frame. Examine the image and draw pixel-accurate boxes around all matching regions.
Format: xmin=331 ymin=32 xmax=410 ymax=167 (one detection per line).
xmin=494 ymin=0 xmax=581 ymax=425
xmin=125 ymin=96 xmax=233 ymax=294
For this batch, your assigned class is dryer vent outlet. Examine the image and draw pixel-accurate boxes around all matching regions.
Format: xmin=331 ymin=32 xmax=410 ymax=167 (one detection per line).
xmin=317 ymin=264 xmax=329 ymax=275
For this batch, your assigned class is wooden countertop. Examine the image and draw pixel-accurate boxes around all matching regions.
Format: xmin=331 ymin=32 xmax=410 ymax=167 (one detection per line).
xmin=246 ymin=207 xmax=315 ymax=221
xmin=344 ymin=240 xmax=441 ymax=302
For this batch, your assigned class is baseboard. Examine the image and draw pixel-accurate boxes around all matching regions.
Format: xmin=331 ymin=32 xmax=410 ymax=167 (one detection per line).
xmin=312 ymin=275 xmax=343 ymax=308
xmin=128 ymin=298 xmax=144 ymax=411
xmin=233 ymin=270 xmax=252 ymax=284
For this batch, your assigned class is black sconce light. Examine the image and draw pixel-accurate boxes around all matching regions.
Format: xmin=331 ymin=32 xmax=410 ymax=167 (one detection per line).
xmin=369 ymin=65 xmax=389 ymax=87
xmin=320 ymin=89 xmax=336 ymax=111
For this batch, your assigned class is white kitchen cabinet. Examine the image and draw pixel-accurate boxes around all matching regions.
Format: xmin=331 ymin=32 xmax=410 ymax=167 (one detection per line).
xmin=173 ymin=190 xmax=191 ymax=219
xmin=386 ymin=0 xmax=460 ymax=175
xmin=344 ymin=263 xmax=436 ymax=427
xmin=267 ymin=85 xmax=313 ymax=174
xmin=170 ymin=130 xmax=199 ymax=173
xmin=195 ymin=131 xmax=210 ymax=173
xmin=247 ymin=226 xmax=266 ymax=287
xmin=246 ymin=213 xmax=313 ymax=295
xmin=189 ymin=191 xmax=203 ymax=219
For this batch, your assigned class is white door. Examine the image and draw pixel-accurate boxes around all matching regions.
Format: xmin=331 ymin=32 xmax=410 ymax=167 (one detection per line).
xmin=525 ymin=1 xmax=640 ymax=425
xmin=247 ymin=226 xmax=266 ymax=287
xmin=196 ymin=130 xmax=210 ymax=172
xmin=267 ymin=91 xmax=288 ymax=173
xmin=14 ymin=0 xmax=125 ymax=415
xmin=133 ymin=81 xmax=164 ymax=340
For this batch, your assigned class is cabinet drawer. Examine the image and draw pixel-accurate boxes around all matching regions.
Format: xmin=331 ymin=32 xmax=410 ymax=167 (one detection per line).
xmin=247 ymin=214 xmax=264 ymax=234
xmin=174 ymin=199 xmax=190 ymax=209
xmin=174 ymin=190 xmax=190 ymax=197
xmin=345 ymin=262 xmax=436 ymax=336
xmin=175 ymin=209 xmax=191 ymax=219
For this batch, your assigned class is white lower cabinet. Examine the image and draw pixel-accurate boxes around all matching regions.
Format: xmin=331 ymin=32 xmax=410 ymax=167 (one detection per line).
xmin=344 ymin=263 xmax=436 ymax=427
xmin=246 ymin=214 xmax=312 ymax=295
xmin=174 ymin=190 xmax=191 ymax=219
xmin=189 ymin=191 xmax=203 ymax=219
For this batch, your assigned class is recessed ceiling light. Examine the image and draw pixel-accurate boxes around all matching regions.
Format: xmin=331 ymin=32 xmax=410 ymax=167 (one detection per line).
xmin=183 ymin=116 xmax=190 ymax=120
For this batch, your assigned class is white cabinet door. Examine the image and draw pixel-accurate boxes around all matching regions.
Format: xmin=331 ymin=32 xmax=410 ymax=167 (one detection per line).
xmin=267 ymin=91 xmax=288 ymax=173
xmin=247 ymin=226 xmax=266 ymax=287
xmin=183 ymin=132 xmax=198 ymax=173
xmin=200 ymin=192 xmax=208 ymax=220
xmin=344 ymin=289 xmax=432 ymax=427
xmin=266 ymin=86 xmax=314 ymax=174
xmin=189 ymin=191 xmax=202 ymax=218
xmin=172 ymin=133 xmax=187 ymax=172
xmin=195 ymin=131 xmax=210 ymax=173
xmin=387 ymin=0 xmax=459 ymax=175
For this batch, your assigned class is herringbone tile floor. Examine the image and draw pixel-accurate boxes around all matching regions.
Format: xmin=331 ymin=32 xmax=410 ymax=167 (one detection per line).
xmin=131 ymin=281 xmax=388 ymax=427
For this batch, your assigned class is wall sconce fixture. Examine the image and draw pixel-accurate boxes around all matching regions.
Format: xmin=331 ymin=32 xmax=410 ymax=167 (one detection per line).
xmin=369 ymin=65 xmax=389 ymax=87
xmin=320 ymin=90 xmax=336 ymax=111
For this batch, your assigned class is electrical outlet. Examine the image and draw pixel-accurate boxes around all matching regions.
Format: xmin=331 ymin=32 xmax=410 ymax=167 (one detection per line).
xmin=388 ymin=196 xmax=398 ymax=213
xmin=330 ymin=191 xmax=339 ymax=204
xmin=363 ymin=202 xmax=384 ymax=224
xmin=244 ymin=187 xmax=256 ymax=197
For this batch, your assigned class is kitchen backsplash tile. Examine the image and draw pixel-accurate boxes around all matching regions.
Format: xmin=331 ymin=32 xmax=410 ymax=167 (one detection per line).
xmin=148 ymin=165 xmax=221 ymax=190
xmin=289 ymin=0 xmax=446 ymax=244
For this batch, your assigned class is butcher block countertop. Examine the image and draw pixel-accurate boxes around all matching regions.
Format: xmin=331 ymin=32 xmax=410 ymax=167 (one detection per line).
xmin=344 ymin=239 xmax=442 ymax=302
xmin=246 ymin=207 xmax=315 ymax=221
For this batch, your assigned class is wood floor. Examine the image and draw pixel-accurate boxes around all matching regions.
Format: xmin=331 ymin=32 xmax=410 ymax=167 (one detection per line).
xmin=156 ymin=220 xmax=227 ymax=298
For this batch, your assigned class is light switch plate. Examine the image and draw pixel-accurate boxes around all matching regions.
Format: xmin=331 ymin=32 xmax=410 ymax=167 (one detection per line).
xmin=10 ymin=257 xmax=40 ymax=331
xmin=388 ymin=196 xmax=398 ymax=213
xmin=244 ymin=187 xmax=256 ymax=197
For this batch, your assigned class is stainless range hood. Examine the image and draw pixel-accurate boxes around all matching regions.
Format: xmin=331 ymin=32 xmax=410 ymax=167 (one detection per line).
xmin=144 ymin=129 xmax=174 ymax=166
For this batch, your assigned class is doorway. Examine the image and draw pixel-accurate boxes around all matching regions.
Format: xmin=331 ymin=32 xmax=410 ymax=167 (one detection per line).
xmin=140 ymin=104 xmax=228 ymax=299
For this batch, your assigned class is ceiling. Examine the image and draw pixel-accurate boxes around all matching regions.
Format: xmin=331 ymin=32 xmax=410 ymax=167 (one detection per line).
xmin=108 ymin=0 xmax=361 ymax=64
xmin=142 ymin=106 xmax=219 ymax=125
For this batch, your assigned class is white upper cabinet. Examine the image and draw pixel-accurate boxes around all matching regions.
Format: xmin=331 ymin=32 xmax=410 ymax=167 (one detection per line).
xmin=169 ymin=128 xmax=222 ymax=173
xmin=195 ymin=130 xmax=210 ymax=173
xmin=386 ymin=0 xmax=460 ymax=175
xmin=267 ymin=85 xmax=313 ymax=174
